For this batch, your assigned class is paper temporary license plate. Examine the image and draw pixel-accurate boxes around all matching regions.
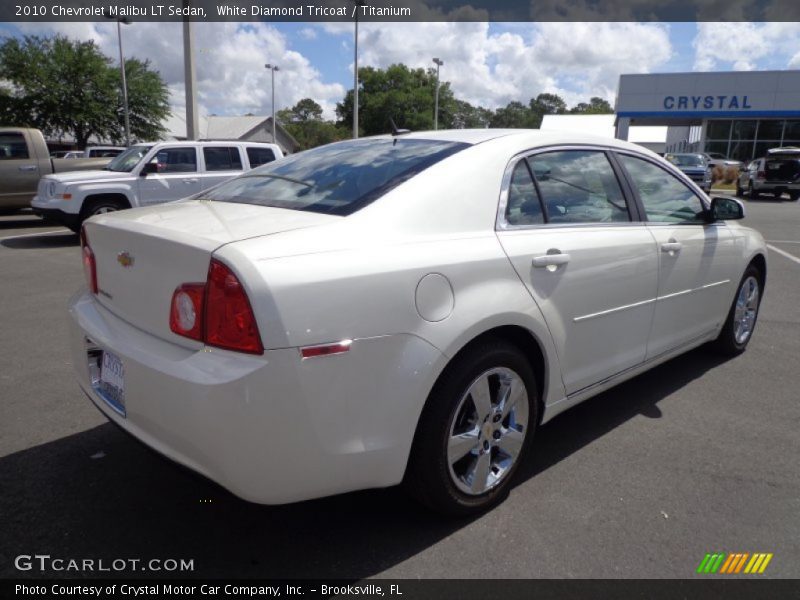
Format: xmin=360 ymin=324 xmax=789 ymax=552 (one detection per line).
xmin=99 ymin=350 xmax=126 ymax=416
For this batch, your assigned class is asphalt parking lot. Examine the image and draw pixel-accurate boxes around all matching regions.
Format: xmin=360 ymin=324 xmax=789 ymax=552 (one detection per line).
xmin=0 ymin=198 xmax=798 ymax=580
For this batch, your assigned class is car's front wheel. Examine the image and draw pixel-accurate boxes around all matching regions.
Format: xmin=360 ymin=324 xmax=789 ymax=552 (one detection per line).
xmin=404 ymin=340 xmax=538 ymax=516
xmin=712 ymin=264 xmax=763 ymax=356
xmin=749 ymin=182 xmax=760 ymax=199
xmin=735 ymin=180 xmax=744 ymax=197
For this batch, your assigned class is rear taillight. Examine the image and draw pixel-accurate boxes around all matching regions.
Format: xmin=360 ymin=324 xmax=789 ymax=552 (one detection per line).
xmin=80 ymin=227 xmax=98 ymax=294
xmin=169 ymin=259 xmax=263 ymax=355
xmin=757 ymin=170 xmax=766 ymax=179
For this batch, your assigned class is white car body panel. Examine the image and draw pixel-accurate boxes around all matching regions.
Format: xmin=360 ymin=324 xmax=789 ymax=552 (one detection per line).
xmin=68 ymin=129 xmax=767 ymax=505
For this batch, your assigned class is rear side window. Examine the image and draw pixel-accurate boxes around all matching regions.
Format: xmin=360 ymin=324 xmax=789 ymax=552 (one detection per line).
xmin=0 ymin=133 xmax=29 ymax=159
xmin=618 ymin=154 xmax=705 ymax=223
xmin=153 ymin=147 xmax=197 ymax=173
xmin=505 ymin=161 xmax=544 ymax=226
xmin=204 ymin=138 xmax=468 ymax=216
xmin=246 ymin=147 xmax=276 ymax=168
xmin=527 ymin=150 xmax=631 ymax=223
xmin=204 ymin=147 xmax=243 ymax=171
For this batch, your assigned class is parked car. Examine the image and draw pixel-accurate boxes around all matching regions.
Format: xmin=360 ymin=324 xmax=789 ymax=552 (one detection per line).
xmin=82 ymin=146 xmax=126 ymax=158
xmin=0 ymin=128 xmax=112 ymax=213
xmin=701 ymin=152 xmax=743 ymax=170
xmin=32 ymin=140 xmax=283 ymax=231
xmin=736 ymin=147 xmax=800 ymax=200
xmin=71 ymin=130 xmax=766 ymax=515
xmin=664 ymin=153 xmax=713 ymax=192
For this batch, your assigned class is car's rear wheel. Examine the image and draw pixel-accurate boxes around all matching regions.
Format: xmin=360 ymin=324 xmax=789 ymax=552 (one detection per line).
xmin=712 ymin=264 xmax=762 ymax=356
xmin=789 ymin=191 xmax=800 ymax=201
xmin=748 ymin=182 xmax=760 ymax=199
xmin=404 ymin=341 xmax=538 ymax=516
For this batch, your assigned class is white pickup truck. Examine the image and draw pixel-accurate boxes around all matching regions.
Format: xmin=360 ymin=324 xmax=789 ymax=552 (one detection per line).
xmin=32 ymin=140 xmax=283 ymax=231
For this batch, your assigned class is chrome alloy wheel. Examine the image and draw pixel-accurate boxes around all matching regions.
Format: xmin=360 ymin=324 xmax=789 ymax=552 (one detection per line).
xmin=733 ymin=275 xmax=760 ymax=345
xmin=447 ymin=367 xmax=529 ymax=495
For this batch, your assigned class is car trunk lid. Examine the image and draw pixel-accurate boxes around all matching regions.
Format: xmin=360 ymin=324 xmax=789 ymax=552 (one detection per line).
xmin=82 ymin=200 xmax=337 ymax=346
xmin=764 ymin=157 xmax=800 ymax=182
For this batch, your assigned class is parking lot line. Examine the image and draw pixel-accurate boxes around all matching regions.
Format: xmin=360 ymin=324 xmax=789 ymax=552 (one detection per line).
xmin=0 ymin=230 xmax=68 ymax=242
xmin=767 ymin=244 xmax=800 ymax=266
xmin=766 ymin=240 xmax=800 ymax=244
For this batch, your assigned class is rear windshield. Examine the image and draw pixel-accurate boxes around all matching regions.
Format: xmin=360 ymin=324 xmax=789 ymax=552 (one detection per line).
xmin=201 ymin=138 xmax=469 ymax=216
xmin=765 ymin=157 xmax=800 ymax=179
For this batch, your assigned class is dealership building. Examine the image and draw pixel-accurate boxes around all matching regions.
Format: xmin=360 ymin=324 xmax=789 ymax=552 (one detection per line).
xmin=614 ymin=70 xmax=800 ymax=160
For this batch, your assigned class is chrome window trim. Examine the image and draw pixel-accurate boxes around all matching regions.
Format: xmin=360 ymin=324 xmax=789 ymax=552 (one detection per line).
xmin=496 ymin=144 xmax=643 ymax=232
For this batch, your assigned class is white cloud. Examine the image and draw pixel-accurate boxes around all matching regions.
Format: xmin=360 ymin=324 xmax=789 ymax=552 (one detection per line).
xmin=11 ymin=21 xmax=345 ymax=121
xmin=349 ymin=22 xmax=672 ymax=109
xmin=298 ymin=27 xmax=318 ymax=40
xmin=692 ymin=22 xmax=800 ymax=72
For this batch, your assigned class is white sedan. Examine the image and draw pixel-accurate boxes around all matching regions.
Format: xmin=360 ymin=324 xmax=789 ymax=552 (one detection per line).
xmin=70 ymin=130 xmax=766 ymax=515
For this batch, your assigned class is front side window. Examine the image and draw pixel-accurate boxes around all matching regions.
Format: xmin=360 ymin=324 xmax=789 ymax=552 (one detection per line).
xmin=152 ymin=147 xmax=198 ymax=173
xmin=204 ymin=138 xmax=468 ymax=216
xmin=527 ymin=150 xmax=631 ymax=224
xmin=618 ymin=154 xmax=706 ymax=224
xmin=204 ymin=147 xmax=243 ymax=171
xmin=505 ymin=161 xmax=544 ymax=226
xmin=0 ymin=133 xmax=29 ymax=159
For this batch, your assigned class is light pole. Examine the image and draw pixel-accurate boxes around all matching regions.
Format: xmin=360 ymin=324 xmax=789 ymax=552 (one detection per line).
xmin=432 ymin=57 xmax=444 ymax=130
xmin=351 ymin=0 xmax=365 ymax=138
xmin=265 ymin=63 xmax=280 ymax=144
xmin=106 ymin=15 xmax=131 ymax=146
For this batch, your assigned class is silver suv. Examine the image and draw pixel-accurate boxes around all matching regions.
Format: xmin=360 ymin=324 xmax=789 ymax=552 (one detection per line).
xmin=737 ymin=148 xmax=800 ymax=200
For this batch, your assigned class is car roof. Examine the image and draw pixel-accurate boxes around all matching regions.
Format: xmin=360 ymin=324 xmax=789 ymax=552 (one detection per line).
xmin=364 ymin=128 xmax=657 ymax=155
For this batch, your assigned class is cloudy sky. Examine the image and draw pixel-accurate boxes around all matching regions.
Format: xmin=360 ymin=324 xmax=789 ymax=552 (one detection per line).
xmin=2 ymin=21 xmax=799 ymax=129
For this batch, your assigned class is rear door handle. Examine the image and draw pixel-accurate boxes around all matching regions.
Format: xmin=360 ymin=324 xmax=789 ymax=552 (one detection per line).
xmin=661 ymin=241 xmax=682 ymax=254
xmin=18 ymin=165 xmax=38 ymax=172
xmin=532 ymin=253 xmax=571 ymax=268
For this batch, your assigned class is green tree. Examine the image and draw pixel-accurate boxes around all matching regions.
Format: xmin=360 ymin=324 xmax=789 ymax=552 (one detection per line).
xmin=277 ymin=98 xmax=346 ymax=150
xmin=0 ymin=35 xmax=169 ymax=146
xmin=490 ymin=101 xmax=538 ymax=128
xmin=336 ymin=64 xmax=456 ymax=135
xmin=570 ymin=96 xmax=614 ymax=114
xmin=450 ymin=99 xmax=493 ymax=129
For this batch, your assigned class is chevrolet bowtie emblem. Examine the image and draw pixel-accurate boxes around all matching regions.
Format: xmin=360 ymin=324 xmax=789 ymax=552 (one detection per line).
xmin=117 ymin=252 xmax=134 ymax=268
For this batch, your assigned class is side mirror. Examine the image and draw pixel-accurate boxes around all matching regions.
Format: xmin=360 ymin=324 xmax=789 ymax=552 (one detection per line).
xmin=140 ymin=162 xmax=158 ymax=176
xmin=708 ymin=196 xmax=745 ymax=221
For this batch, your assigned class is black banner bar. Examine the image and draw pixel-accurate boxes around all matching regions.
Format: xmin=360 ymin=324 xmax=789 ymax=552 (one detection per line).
xmin=3 ymin=0 xmax=800 ymax=23
xmin=3 ymin=579 xmax=800 ymax=600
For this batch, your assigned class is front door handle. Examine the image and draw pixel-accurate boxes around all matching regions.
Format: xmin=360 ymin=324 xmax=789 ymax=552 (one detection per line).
xmin=661 ymin=241 xmax=682 ymax=254
xmin=532 ymin=252 xmax=571 ymax=268
xmin=183 ymin=178 xmax=199 ymax=183
xmin=18 ymin=165 xmax=38 ymax=172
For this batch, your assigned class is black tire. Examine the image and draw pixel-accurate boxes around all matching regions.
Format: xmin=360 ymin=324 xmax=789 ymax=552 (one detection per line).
xmin=774 ymin=191 xmax=784 ymax=199
xmin=735 ymin=181 xmax=743 ymax=197
xmin=404 ymin=340 xmax=538 ymax=516
xmin=749 ymin=182 xmax=760 ymax=199
xmin=711 ymin=264 xmax=763 ymax=356
xmin=789 ymin=191 xmax=799 ymax=201
xmin=77 ymin=197 xmax=127 ymax=231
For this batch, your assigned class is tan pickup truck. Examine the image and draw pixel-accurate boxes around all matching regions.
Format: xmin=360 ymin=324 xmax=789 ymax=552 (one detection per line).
xmin=0 ymin=127 xmax=112 ymax=213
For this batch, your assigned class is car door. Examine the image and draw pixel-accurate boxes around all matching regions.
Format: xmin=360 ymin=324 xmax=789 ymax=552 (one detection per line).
xmin=200 ymin=146 xmax=245 ymax=191
xmin=615 ymin=152 xmax=737 ymax=359
xmin=137 ymin=146 xmax=201 ymax=205
xmin=496 ymin=148 xmax=659 ymax=395
xmin=0 ymin=131 xmax=43 ymax=209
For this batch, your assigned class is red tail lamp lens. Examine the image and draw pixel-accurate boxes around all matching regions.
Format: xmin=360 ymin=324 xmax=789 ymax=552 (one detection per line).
xmin=205 ymin=260 xmax=263 ymax=354
xmin=80 ymin=227 xmax=98 ymax=294
xmin=169 ymin=283 xmax=205 ymax=341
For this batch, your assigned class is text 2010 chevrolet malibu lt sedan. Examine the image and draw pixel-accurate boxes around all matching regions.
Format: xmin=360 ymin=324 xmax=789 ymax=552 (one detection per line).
xmin=70 ymin=130 xmax=766 ymax=515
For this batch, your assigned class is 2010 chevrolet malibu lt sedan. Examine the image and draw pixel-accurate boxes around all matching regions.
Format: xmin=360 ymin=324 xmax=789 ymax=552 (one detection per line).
xmin=70 ymin=130 xmax=766 ymax=515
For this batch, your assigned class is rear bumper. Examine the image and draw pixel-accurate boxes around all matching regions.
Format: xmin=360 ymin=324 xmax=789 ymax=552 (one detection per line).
xmin=754 ymin=181 xmax=800 ymax=193
xmin=68 ymin=291 xmax=444 ymax=504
